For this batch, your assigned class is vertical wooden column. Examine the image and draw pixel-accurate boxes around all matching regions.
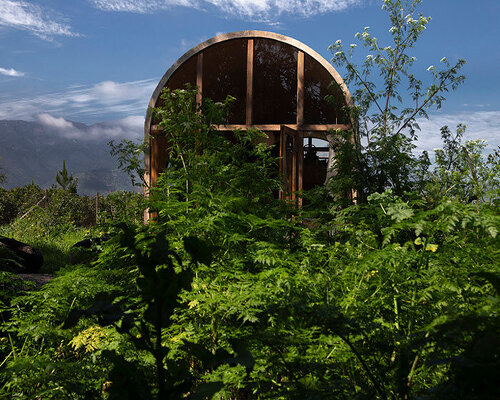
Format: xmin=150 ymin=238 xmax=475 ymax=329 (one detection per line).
xmin=296 ymin=51 xmax=305 ymax=205
xmin=297 ymin=131 xmax=303 ymax=207
xmin=279 ymin=127 xmax=285 ymax=200
xmin=150 ymin=127 xmax=169 ymax=184
xmin=246 ymin=39 xmax=254 ymax=126
xmin=297 ymin=51 xmax=304 ymax=127
xmin=196 ymin=52 xmax=203 ymax=106
xmin=291 ymin=135 xmax=297 ymax=201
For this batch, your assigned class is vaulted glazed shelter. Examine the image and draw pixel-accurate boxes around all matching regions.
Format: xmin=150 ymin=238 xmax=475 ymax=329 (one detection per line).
xmin=145 ymin=31 xmax=354 ymax=204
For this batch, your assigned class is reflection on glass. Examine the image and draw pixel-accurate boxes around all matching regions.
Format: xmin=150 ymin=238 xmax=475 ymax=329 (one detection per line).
xmin=165 ymin=55 xmax=197 ymax=92
xmin=203 ymin=39 xmax=247 ymax=124
xmin=152 ymin=55 xmax=197 ymax=123
xmin=253 ymin=39 xmax=297 ymax=124
xmin=304 ymin=54 xmax=347 ymax=124
xmin=303 ymin=137 xmax=328 ymax=190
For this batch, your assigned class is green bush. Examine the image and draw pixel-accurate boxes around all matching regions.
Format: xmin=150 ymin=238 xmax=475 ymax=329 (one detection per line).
xmin=0 ymin=187 xmax=17 ymax=225
xmin=0 ymin=184 xmax=145 ymax=229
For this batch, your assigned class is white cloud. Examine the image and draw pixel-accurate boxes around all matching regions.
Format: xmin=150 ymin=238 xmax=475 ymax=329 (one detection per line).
xmin=89 ymin=0 xmax=192 ymax=13
xmin=0 ymin=67 xmax=24 ymax=77
xmin=34 ymin=113 xmax=144 ymax=140
xmin=0 ymin=78 xmax=157 ymax=122
xmin=90 ymin=115 xmax=144 ymax=139
xmin=0 ymin=0 xmax=78 ymax=40
xmin=89 ymin=0 xmax=360 ymax=20
xmin=37 ymin=113 xmax=75 ymax=129
xmin=414 ymin=110 xmax=500 ymax=157
xmin=205 ymin=0 xmax=359 ymax=19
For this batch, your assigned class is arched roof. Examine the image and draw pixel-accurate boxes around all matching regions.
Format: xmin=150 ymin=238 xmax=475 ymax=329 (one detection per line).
xmin=145 ymin=30 xmax=353 ymax=131
xmin=144 ymin=31 xmax=355 ymax=189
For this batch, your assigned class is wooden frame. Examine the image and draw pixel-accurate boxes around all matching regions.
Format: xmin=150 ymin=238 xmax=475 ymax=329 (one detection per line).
xmin=297 ymin=51 xmax=304 ymax=127
xmin=196 ymin=52 xmax=203 ymax=106
xmin=246 ymin=39 xmax=254 ymax=125
xmin=150 ymin=124 xmax=350 ymax=133
xmin=144 ymin=31 xmax=355 ymax=191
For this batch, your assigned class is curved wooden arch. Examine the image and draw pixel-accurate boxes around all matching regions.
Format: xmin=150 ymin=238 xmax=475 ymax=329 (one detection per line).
xmin=145 ymin=31 xmax=352 ymax=129
xmin=144 ymin=30 xmax=354 ymax=191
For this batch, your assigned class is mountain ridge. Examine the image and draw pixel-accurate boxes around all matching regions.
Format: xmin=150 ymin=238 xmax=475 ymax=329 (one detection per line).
xmin=0 ymin=119 xmax=141 ymax=195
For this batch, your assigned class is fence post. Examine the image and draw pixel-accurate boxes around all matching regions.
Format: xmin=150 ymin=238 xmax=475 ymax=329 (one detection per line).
xmin=95 ymin=192 xmax=99 ymax=225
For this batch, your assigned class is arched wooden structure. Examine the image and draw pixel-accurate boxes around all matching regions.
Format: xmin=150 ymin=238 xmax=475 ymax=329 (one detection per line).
xmin=145 ymin=30 xmax=354 ymax=204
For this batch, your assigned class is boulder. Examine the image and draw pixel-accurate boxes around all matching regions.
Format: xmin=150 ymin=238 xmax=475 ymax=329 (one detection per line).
xmin=0 ymin=236 xmax=44 ymax=273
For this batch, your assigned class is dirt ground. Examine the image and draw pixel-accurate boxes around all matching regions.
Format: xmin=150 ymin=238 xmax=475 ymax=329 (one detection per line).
xmin=17 ymin=273 xmax=53 ymax=289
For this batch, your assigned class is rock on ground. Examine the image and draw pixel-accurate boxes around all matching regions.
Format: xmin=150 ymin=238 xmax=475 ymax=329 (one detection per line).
xmin=0 ymin=236 xmax=44 ymax=273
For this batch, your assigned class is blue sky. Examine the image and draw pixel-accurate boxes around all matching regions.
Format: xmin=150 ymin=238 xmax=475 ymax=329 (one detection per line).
xmin=0 ymin=0 xmax=499 ymax=152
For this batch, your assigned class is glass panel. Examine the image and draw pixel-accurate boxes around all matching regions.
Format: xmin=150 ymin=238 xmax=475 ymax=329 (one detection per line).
xmin=302 ymin=137 xmax=328 ymax=191
xmin=203 ymin=39 xmax=247 ymax=124
xmin=166 ymin=55 xmax=197 ymax=91
xmin=154 ymin=54 xmax=198 ymax=113
xmin=253 ymin=39 xmax=297 ymax=124
xmin=304 ymin=54 xmax=347 ymax=124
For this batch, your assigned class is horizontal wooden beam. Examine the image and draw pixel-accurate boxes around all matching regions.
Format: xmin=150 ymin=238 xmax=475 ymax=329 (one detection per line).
xmin=303 ymin=124 xmax=350 ymax=131
xmin=150 ymin=123 xmax=350 ymax=133
xmin=215 ymin=124 xmax=351 ymax=132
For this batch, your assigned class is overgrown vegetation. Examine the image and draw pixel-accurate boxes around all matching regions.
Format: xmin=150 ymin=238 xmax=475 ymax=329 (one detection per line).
xmin=0 ymin=0 xmax=498 ymax=398
xmin=0 ymin=184 xmax=145 ymax=272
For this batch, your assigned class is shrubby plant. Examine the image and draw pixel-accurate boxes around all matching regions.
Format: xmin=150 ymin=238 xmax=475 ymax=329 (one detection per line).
xmin=56 ymin=160 xmax=78 ymax=194
xmin=328 ymin=0 xmax=466 ymax=201
xmin=427 ymin=124 xmax=500 ymax=204
xmin=0 ymin=185 xmax=145 ymax=229
xmin=0 ymin=183 xmax=146 ymax=272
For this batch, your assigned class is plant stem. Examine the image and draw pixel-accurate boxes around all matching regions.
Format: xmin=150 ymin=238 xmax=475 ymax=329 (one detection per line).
xmin=156 ymin=301 xmax=165 ymax=400
xmin=337 ymin=332 xmax=388 ymax=400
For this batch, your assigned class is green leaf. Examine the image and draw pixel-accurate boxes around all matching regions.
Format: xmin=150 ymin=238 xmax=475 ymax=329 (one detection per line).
xmin=188 ymin=382 xmax=224 ymax=400
xmin=387 ymin=202 xmax=414 ymax=222
xmin=183 ymin=236 xmax=213 ymax=266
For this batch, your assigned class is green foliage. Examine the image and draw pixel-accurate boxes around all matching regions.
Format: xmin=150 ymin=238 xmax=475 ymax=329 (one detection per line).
xmin=0 ymin=263 xmax=123 ymax=398
xmin=97 ymin=191 xmax=146 ymax=225
xmin=62 ymin=224 xmax=253 ymax=399
xmin=0 ymin=184 xmax=145 ymax=272
xmin=109 ymin=139 xmax=148 ymax=188
xmin=56 ymin=160 xmax=78 ymax=194
xmin=0 ymin=156 xmax=6 ymax=187
xmin=0 ymin=184 xmax=144 ymax=228
xmin=0 ymin=187 xmax=17 ymax=225
xmin=0 ymin=2 xmax=498 ymax=399
xmin=0 ymin=182 xmax=44 ymax=225
xmin=0 ymin=223 xmax=86 ymax=273
xmin=427 ymin=124 xmax=500 ymax=204
xmin=329 ymin=0 xmax=466 ymax=200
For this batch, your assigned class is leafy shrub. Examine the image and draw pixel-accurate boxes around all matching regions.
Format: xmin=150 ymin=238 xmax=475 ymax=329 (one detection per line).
xmin=0 ymin=187 xmax=17 ymax=225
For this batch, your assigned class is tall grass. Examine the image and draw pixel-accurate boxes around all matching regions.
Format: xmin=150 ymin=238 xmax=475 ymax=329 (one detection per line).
xmin=0 ymin=214 xmax=86 ymax=274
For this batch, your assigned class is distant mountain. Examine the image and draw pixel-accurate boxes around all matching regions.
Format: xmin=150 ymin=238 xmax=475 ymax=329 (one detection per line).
xmin=0 ymin=119 xmax=142 ymax=195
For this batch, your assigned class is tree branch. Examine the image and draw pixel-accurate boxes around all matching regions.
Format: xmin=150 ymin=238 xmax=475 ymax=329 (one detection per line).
xmin=395 ymin=68 xmax=455 ymax=136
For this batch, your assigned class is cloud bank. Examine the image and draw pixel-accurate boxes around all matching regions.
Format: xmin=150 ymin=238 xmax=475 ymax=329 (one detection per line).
xmin=1 ymin=77 xmax=498 ymax=154
xmin=0 ymin=0 xmax=78 ymax=40
xmin=0 ymin=78 xmax=156 ymax=122
xmin=89 ymin=0 xmax=360 ymax=20
xmin=35 ymin=113 xmax=143 ymax=141
xmin=0 ymin=67 xmax=24 ymax=77
xmin=415 ymin=111 xmax=500 ymax=156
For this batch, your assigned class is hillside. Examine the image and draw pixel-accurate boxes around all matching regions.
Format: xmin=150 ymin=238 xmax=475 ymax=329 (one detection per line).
xmin=0 ymin=119 xmax=140 ymax=194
